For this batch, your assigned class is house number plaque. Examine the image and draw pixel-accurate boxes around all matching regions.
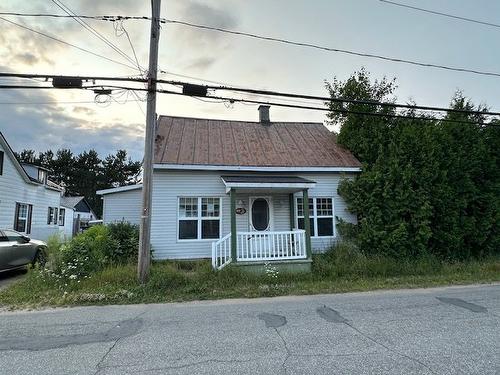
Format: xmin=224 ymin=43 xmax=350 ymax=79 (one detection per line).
xmin=235 ymin=207 xmax=246 ymax=215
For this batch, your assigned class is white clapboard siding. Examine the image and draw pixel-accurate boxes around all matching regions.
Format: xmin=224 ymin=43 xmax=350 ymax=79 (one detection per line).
xmin=101 ymin=188 xmax=142 ymax=225
xmin=149 ymin=170 xmax=357 ymax=260
xmin=294 ymin=173 xmax=357 ymax=251
xmin=0 ymin=141 xmax=62 ymax=241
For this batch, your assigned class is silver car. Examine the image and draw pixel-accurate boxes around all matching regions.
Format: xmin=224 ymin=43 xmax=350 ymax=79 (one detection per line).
xmin=0 ymin=230 xmax=47 ymax=272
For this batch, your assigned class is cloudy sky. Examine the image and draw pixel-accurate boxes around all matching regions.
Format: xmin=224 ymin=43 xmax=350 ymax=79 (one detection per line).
xmin=1 ymin=0 xmax=499 ymax=160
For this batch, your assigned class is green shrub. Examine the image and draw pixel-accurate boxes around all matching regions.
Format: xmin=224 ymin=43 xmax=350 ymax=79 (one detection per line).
xmin=106 ymin=221 xmax=139 ymax=264
xmin=59 ymin=225 xmax=116 ymax=275
xmin=44 ymin=234 xmax=64 ymax=269
xmin=313 ymin=240 xmax=443 ymax=279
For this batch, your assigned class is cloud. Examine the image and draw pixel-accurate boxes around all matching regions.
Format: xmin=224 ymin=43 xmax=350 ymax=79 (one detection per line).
xmin=13 ymin=52 xmax=39 ymax=66
xmin=72 ymin=106 xmax=96 ymax=116
xmin=0 ymin=89 xmax=144 ymax=160
xmin=181 ymin=1 xmax=237 ymax=29
xmin=184 ymin=57 xmax=216 ymax=72
xmin=172 ymin=0 xmax=239 ymax=72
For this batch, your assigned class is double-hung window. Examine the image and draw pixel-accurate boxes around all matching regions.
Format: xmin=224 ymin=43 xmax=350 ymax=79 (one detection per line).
xmin=296 ymin=197 xmax=335 ymax=237
xmin=47 ymin=207 xmax=58 ymax=225
xmin=178 ymin=197 xmax=221 ymax=240
xmin=14 ymin=203 xmax=33 ymax=234
xmin=58 ymin=208 xmax=65 ymax=226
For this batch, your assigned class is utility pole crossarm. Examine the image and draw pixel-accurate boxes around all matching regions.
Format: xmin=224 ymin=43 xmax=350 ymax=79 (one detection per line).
xmin=138 ymin=0 xmax=161 ymax=283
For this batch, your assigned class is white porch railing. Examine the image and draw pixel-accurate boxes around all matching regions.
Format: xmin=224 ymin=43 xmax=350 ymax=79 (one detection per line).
xmin=211 ymin=233 xmax=232 ymax=270
xmin=237 ymin=230 xmax=306 ymax=262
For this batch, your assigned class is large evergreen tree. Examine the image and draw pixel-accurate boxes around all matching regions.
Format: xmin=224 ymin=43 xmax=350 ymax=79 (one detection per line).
xmin=328 ymin=69 xmax=500 ymax=260
xmin=15 ymin=148 xmax=141 ymax=217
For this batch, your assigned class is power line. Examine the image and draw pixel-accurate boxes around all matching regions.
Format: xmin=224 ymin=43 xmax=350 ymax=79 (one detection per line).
xmin=0 ymin=82 xmax=497 ymax=126
xmin=162 ymin=19 xmax=500 ymax=78
xmin=379 ymin=0 xmax=500 ymax=29
xmin=115 ymin=21 xmax=145 ymax=73
xmin=2 ymin=12 xmax=500 ymax=78
xmin=50 ymin=0 xmax=141 ymax=72
xmin=1 ymin=72 xmax=500 ymax=117
xmin=0 ymin=17 xmax=138 ymax=71
xmin=0 ymin=72 xmax=146 ymax=83
xmin=158 ymin=79 xmax=500 ymax=117
xmin=156 ymin=88 xmax=498 ymax=127
xmin=0 ymin=99 xmax=140 ymax=105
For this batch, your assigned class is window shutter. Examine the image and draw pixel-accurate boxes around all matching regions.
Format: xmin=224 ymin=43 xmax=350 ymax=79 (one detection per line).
xmin=47 ymin=207 xmax=52 ymax=225
xmin=0 ymin=151 xmax=4 ymax=175
xmin=27 ymin=205 xmax=33 ymax=234
xmin=14 ymin=203 xmax=20 ymax=231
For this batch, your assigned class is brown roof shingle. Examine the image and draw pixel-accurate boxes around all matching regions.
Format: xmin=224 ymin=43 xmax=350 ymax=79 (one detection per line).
xmin=154 ymin=116 xmax=361 ymax=168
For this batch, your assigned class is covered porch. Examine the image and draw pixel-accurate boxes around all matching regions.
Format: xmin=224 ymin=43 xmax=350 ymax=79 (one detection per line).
xmin=212 ymin=176 xmax=315 ymax=271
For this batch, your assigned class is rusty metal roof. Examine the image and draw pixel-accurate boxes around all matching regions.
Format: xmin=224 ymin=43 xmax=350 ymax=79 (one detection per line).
xmin=154 ymin=116 xmax=361 ymax=168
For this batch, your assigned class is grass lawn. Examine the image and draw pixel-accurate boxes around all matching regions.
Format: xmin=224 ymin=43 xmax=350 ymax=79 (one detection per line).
xmin=1 ymin=253 xmax=500 ymax=309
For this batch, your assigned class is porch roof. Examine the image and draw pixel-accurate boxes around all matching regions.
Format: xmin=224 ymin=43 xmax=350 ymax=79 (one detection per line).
xmin=221 ymin=175 xmax=316 ymax=193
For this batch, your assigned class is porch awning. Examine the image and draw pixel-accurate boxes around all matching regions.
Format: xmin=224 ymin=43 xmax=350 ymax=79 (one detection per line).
xmin=221 ymin=175 xmax=316 ymax=193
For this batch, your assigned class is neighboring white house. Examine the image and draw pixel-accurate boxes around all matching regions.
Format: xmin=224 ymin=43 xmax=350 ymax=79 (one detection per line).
xmin=98 ymin=107 xmax=362 ymax=270
xmin=0 ymin=132 xmax=65 ymax=241
xmin=60 ymin=196 xmax=97 ymax=235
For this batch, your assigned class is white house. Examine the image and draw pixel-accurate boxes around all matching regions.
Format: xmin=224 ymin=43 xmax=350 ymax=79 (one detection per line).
xmin=60 ymin=196 xmax=97 ymax=235
xmin=98 ymin=107 xmax=361 ymax=270
xmin=0 ymin=132 xmax=67 ymax=240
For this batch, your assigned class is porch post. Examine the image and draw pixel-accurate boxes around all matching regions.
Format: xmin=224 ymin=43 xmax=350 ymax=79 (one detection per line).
xmin=302 ymin=189 xmax=312 ymax=259
xmin=289 ymin=193 xmax=295 ymax=230
xmin=230 ymin=188 xmax=237 ymax=263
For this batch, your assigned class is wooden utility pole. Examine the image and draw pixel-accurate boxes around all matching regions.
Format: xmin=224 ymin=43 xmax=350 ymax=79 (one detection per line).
xmin=138 ymin=0 xmax=161 ymax=283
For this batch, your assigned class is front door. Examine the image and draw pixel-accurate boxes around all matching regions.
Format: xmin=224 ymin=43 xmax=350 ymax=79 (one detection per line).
xmin=249 ymin=197 xmax=272 ymax=231
xmin=248 ymin=197 xmax=273 ymax=257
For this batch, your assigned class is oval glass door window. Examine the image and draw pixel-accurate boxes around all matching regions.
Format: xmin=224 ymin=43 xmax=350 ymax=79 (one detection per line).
xmin=251 ymin=198 xmax=269 ymax=231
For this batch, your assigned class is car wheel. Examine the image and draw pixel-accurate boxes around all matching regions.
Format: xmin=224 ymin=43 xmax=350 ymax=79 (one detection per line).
xmin=33 ymin=248 xmax=47 ymax=268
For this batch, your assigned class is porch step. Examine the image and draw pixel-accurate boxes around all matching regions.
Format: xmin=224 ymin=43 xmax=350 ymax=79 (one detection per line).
xmin=234 ymin=258 xmax=312 ymax=274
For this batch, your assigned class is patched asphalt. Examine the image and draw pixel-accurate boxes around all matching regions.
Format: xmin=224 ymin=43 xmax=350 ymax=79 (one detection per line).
xmin=0 ymin=283 xmax=499 ymax=374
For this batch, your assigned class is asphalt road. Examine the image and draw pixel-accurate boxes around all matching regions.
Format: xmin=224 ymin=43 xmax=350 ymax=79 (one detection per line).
xmin=0 ymin=284 xmax=499 ymax=375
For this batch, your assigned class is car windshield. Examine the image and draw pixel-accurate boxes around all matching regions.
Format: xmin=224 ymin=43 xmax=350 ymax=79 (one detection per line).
xmin=2 ymin=230 xmax=24 ymax=242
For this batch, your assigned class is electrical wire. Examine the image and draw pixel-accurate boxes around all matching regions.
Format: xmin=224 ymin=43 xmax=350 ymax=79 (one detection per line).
xmin=0 ymin=83 xmax=497 ymax=126
xmin=159 ymin=80 xmax=500 ymax=117
xmin=50 ymin=0 xmax=141 ymax=73
xmin=2 ymin=12 xmax=500 ymax=78
xmin=1 ymin=72 xmax=500 ymax=117
xmin=379 ymin=0 xmax=500 ymax=29
xmin=162 ymin=19 xmax=500 ymax=78
xmin=114 ymin=20 xmax=146 ymax=74
xmin=156 ymin=88 xmax=498 ymax=127
xmin=0 ymin=17 xmax=138 ymax=71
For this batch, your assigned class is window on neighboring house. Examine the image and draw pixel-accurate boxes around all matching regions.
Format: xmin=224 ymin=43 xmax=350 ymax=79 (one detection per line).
xmin=58 ymin=208 xmax=65 ymax=226
xmin=14 ymin=203 xmax=33 ymax=234
xmin=178 ymin=197 xmax=221 ymax=240
xmin=47 ymin=207 xmax=58 ymax=225
xmin=0 ymin=150 xmax=4 ymax=175
xmin=296 ymin=197 xmax=335 ymax=237
xmin=38 ymin=169 xmax=47 ymax=184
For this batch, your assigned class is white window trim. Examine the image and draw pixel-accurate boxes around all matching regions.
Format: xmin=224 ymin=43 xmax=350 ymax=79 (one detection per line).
xmin=15 ymin=202 xmax=29 ymax=233
xmin=48 ymin=206 xmax=59 ymax=226
xmin=58 ymin=208 xmax=66 ymax=226
xmin=295 ymin=196 xmax=336 ymax=238
xmin=177 ymin=196 xmax=222 ymax=242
